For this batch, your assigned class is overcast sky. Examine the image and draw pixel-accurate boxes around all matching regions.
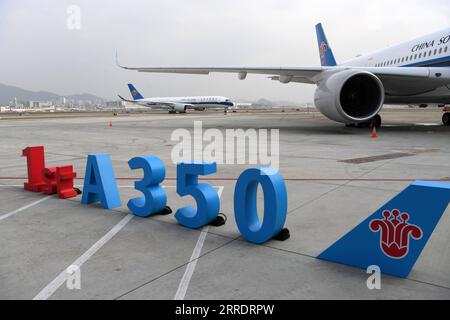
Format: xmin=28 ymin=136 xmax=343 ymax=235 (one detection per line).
xmin=0 ymin=0 xmax=449 ymax=102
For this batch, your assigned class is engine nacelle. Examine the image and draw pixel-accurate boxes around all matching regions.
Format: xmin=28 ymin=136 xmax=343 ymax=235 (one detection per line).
xmin=174 ymin=104 xmax=188 ymax=113
xmin=279 ymin=75 xmax=293 ymax=84
xmin=238 ymin=72 xmax=248 ymax=80
xmin=314 ymin=70 xmax=385 ymax=123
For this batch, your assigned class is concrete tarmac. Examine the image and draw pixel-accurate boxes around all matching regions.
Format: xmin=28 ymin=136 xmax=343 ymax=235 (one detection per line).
xmin=0 ymin=109 xmax=449 ymax=300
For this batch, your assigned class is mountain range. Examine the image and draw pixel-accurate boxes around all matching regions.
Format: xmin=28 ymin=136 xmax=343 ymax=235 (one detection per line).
xmin=0 ymin=83 xmax=104 ymax=105
xmin=0 ymin=82 xmax=305 ymax=107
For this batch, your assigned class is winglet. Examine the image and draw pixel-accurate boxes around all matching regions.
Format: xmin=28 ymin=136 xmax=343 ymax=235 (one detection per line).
xmin=315 ymin=23 xmax=337 ymax=67
xmin=115 ymin=50 xmax=131 ymax=70
xmin=115 ymin=50 xmax=121 ymax=67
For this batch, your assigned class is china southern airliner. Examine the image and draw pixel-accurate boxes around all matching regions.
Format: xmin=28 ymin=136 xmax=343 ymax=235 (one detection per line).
xmin=117 ymin=24 xmax=450 ymax=126
xmin=118 ymin=84 xmax=235 ymax=114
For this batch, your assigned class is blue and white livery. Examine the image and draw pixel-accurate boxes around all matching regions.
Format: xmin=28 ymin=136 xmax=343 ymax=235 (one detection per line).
xmin=118 ymin=24 xmax=450 ymax=126
xmin=118 ymin=83 xmax=235 ymax=114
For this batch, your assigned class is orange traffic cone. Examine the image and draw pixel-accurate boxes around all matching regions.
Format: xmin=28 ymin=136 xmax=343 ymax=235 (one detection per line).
xmin=371 ymin=126 xmax=378 ymax=139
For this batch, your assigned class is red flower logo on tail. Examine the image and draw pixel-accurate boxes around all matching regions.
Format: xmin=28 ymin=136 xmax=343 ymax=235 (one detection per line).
xmin=319 ymin=42 xmax=328 ymax=64
xmin=370 ymin=209 xmax=423 ymax=259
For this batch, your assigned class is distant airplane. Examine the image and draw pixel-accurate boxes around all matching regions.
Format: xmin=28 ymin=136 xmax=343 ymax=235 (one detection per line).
xmin=118 ymin=84 xmax=235 ymax=114
xmin=117 ymin=24 xmax=450 ymax=126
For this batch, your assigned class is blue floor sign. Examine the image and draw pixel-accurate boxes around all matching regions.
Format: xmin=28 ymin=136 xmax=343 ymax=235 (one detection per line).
xmin=318 ymin=181 xmax=450 ymax=278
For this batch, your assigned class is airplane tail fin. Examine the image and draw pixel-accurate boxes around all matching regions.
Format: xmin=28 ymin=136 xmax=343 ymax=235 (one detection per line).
xmin=318 ymin=181 xmax=450 ymax=278
xmin=315 ymin=23 xmax=337 ymax=67
xmin=127 ymin=84 xmax=144 ymax=100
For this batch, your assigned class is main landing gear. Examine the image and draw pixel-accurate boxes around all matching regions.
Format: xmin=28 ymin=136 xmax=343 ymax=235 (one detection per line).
xmin=443 ymin=113 xmax=450 ymax=126
xmin=346 ymin=114 xmax=382 ymax=128
xmin=370 ymin=114 xmax=382 ymax=128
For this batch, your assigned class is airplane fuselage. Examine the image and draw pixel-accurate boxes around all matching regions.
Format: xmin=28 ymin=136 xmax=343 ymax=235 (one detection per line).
xmin=343 ymin=28 xmax=450 ymax=104
xmin=137 ymin=96 xmax=234 ymax=109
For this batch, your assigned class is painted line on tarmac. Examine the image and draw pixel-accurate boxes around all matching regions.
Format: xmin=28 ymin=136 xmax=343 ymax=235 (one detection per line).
xmin=0 ymin=196 xmax=52 ymax=222
xmin=174 ymin=186 xmax=224 ymax=301
xmin=0 ymin=185 xmax=177 ymax=188
xmin=33 ymin=214 xmax=134 ymax=300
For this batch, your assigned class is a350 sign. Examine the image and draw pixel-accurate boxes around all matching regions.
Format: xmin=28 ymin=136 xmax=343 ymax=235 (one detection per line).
xmin=22 ymin=146 xmax=288 ymax=244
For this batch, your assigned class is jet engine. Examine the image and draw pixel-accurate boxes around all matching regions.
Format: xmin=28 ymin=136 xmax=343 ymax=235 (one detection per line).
xmin=173 ymin=104 xmax=188 ymax=113
xmin=314 ymin=70 xmax=385 ymax=123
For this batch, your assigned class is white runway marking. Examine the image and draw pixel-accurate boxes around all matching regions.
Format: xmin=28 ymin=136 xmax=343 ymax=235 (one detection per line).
xmin=0 ymin=196 xmax=52 ymax=222
xmin=33 ymin=214 xmax=134 ymax=300
xmin=174 ymin=186 xmax=224 ymax=301
xmin=415 ymin=123 xmax=440 ymax=126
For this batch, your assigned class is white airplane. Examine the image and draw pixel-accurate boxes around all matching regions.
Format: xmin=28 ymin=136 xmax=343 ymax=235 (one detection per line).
xmin=117 ymin=24 xmax=450 ymax=126
xmin=118 ymin=84 xmax=235 ymax=114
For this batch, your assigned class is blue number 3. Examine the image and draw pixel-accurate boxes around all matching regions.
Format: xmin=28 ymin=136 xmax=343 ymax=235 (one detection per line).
xmin=175 ymin=162 xmax=220 ymax=229
xmin=127 ymin=156 xmax=167 ymax=217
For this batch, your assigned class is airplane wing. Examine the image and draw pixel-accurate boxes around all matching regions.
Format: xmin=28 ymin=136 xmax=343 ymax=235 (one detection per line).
xmin=116 ymin=55 xmax=450 ymax=93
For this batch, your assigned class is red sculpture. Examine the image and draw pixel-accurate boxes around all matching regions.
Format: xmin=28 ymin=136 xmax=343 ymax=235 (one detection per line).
xmin=56 ymin=166 xmax=78 ymax=199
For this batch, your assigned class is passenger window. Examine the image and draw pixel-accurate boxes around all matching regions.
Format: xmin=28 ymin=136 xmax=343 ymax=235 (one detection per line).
xmin=439 ymin=48 xmax=443 ymax=54
xmin=445 ymin=47 xmax=448 ymax=53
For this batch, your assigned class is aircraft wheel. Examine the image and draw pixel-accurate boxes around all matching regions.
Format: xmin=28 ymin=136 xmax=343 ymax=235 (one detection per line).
xmin=443 ymin=113 xmax=450 ymax=126
xmin=371 ymin=114 xmax=382 ymax=128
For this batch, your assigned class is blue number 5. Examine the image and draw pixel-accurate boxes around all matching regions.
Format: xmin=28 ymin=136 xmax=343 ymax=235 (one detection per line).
xmin=175 ymin=162 xmax=220 ymax=229
xmin=127 ymin=156 xmax=167 ymax=217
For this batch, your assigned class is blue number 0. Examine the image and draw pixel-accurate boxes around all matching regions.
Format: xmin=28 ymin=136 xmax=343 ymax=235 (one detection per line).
xmin=127 ymin=156 xmax=167 ymax=217
xmin=234 ymin=167 xmax=287 ymax=244
xmin=175 ymin=162 xmax=220 ymax=229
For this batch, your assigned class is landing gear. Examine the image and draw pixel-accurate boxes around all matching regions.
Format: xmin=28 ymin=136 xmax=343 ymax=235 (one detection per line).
xmin=370 ymin=114 xmax=382 ymax=128
xmin=346 ymin=114 xmax=382 ymax=128
xmin=168 ymin=110 xmax=176 ymax=114
xmin=443 ymin=113 xmax=450 ymax=126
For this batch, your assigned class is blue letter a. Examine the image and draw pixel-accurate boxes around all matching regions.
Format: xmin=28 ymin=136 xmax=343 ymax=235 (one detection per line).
xmin=81 ymin=154 xmax=122 ymax=209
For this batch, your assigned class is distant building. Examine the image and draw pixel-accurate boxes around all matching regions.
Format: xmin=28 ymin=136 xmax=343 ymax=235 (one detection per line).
xmin=106 ymin=100 xmax=121 ymax=108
